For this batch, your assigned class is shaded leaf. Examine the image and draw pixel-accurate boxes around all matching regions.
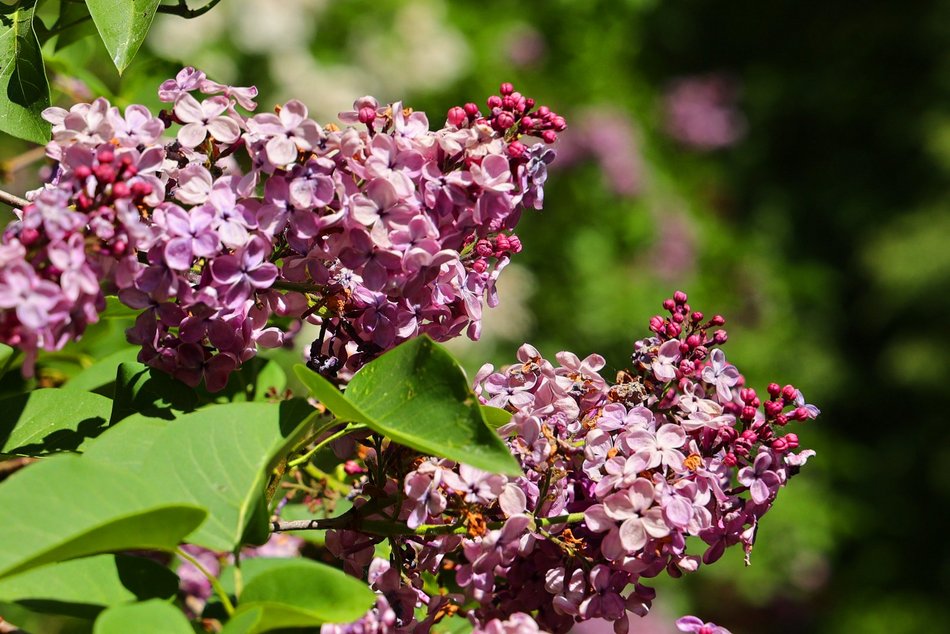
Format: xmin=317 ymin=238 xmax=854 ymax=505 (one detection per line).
xmin=0 ymin=389 xmax=113 ymax=456
xmin=93 ymin=599 xmax=192 ymax=634
xmin=0 ymin=455 xmax=205 ymax=580
xmin=85 ymin=0 xmax=161 ymax=73
xmin=0 ymin=554 xmax=178 ymax=618
xmin=100 ymin=296 xmax=141 ymax=321
xmin=110 ymin=362 xmax=197 ymax=423
xmin=138 ymin=401 xmax=317 ymax=551
xmin=234 ymin=559 xmax=375 ymax=632
xmin=221 ymin=607 xmax=264 ymax=634
xmin=480 ymin=405 xmax=512 ymax=429
xmin=197 ymin=357 xmax=288 ymax=404
xmin=295 ymin=337 xmax=520 ymax=475
xmin=66 ymin=348 xmax=141 ymax=394
xmin=0 ymin=0 xmax=50 ymax=143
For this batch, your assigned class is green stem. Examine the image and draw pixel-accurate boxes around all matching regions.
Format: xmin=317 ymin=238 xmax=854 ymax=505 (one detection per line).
xmin=176 ymin=548 xmax=234 ymax=616
xmin=271 ymin=512 xmax=587 ymax=537
xmin=287 ymin=423 xmax=364 ymax=468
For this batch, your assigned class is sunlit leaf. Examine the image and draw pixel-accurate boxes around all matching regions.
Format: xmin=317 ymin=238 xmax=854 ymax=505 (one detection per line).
xmin=0 ymin=0 xmax=51 ymax=143
xmin=93 ymin=599 xmax=192 ymax=634
xmin=85 ymin=0 xmax=161 ymax=73
xmin=0 ymin=389 xmax=113 ymax=456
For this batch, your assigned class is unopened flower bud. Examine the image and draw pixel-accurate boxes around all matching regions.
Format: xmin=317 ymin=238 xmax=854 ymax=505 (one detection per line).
xmin=74 ymin=165 xmax=92 ymax=180
xmin=475 ymin=239 xmax=494 ymax=257
xmin=507 ymin=140 xmax=527 ymax=158
xmin=662 ymin=299 xmax=675 ymax=311
xmin=673 ymin=290 xmax=688 ymax=304
xmin=111 ymin=181 xmax=130 ymax=199
xmin=666 ymin=322 xmax=682 ymax=337
xmin=500 ymin=82 xmax=514 ymax=95
xmin=487 ymin=95 xmax=503 ymax=109
xmin=710 ymin=314 xmax=725 ymax=326
xmin=447 ymin=106 xmax=467 ymax=127
xmin=768 ymin=382 xmax=782 ymax=397
xmin=541 ymin=130 xmax=558 ymax=143
xmin=472 ymin=257 xmax=489 ymax=273
xmin=765 ymin=400 xmax=784 ymax=418
xmin=782 ymin=384 xmax=798 ymax=401
xmin=741 ymin=405 xmax=757 ymax=421
xmin=464 ymin=102 xmax=480 ymax=117
xmin=495 ymin=112 xmax=516 ymax=130
xmin=649 ymin=316 xmax=665 ymax=332
xmin=713 ymin=329 xmax=728 ymax=344
xmin=358 ymin=106 xmax=377 ymax=124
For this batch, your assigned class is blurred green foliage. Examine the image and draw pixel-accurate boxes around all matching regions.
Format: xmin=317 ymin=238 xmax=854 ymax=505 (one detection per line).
xmin=1 ymin=0 xmax=946 ymax=632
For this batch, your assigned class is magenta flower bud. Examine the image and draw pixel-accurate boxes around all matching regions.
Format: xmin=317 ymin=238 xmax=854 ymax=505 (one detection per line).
xmin=691 ymin=311 xmax=704 ymax=322
xmin=541 ymin=130 xmax=558 ymax=143
xmin=771 ymin=437 xmax=789 ymax=453
xmin=794 ymin=406 xmax=810 ymax=421
xmin=666 ymin=322 xmax=682 ymax=337
xmin=464 ymin=102 xmax=480 ymax=116
xmin=740 ymin=429 xmax=757 ymax=444
xmin=495 ymin=112 xmax=515 ymax=130
xmin=739 ymin=388 xmax=756 ymax=403
xmin=487 ymin=95 xmax=503 ymax=109
xmin=358 ymin=106 xmax=377 ymax=124
xmin=122 ymin=164 xmax=138 ymax=178
xmin=722 ymin=452 xmax=738 ymax=467
xmin=713 ymin=329 xmax=728 ymax=344
xmin=782 ymin=384 xmax=798 ymax=401
xmin=536 ymin=105 xmax=550 ymax=117
xmin=678 ymin=359 xmax=693 ymax=375
xmin=768 ymin=382 xmax=782 ymax=397
xmin=649 ymin=316 xmax=665 ymax=332
xmin=74 ymin=165 xmax=92 ymax=180
xmin=784 ymin=432 xmax=800 ymax=449
xmin=96 ymin=146 xmax=115 ymax=163
xmin=693 ymin=345 xmax=708 ymax=358
xmin=131 ymin=182 xmax=153 ymax=199
xmin=662 ymin=299 xmax=676 ymax=311
xmin=112 ymin=181 xmax=130 ymax=199
xmin=507 ymin=140 xmax=527 ymax=158
xmin=552 ymin=115 xmax=567 ymax=131
xmin=525 ymin=97 xmax=536 ymax=109
xmin=112 ymin=240 xmax=127 ymax=257
xmin=494 ymin=234 xmax=511 ymax=252
xmin=718 ymin=426 xmax=738 ymax=443
xmin=741 ymin=405 xmax=757 ymax=421
xmin=765 ymin=400 xmax=783 ymax=417
xmin=508 ymin=235 xmax=522 ymax=253
xmin=94 ymin=163 xmax=116 ymax=184
xmin=447 ymin=106 xmax=467 ymax=127
xmin=343 ymin=460 xmax=364 ymax=475
xmin=672 ymin=312 xmax=685 ymax=323
xmin=710 ymin=314 xmax=725 ymax=326
xmin=18 ymin=227 xmax=39 ymax=246
xmin=673 ymin=290 xmax=688 ymax=304
xmin=775 ymin=414 xmax=789 ymax=426
xmin=472 ymin=257 xmax=488 ymax=273
xmin=520 ymin=116 xmax=535 ymax=129
xmin=686 ymin=334 xmax=702 ymax=348
xmin=475 ymin=239 xmax=494 ymax=257
xmin=679 ymin=342 xmax=690 ymax=355
xmin=500 ymin=82 xmax=514 ymax=95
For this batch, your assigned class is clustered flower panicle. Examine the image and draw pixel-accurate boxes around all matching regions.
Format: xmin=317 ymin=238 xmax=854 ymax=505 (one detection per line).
xmin=315 ymin=292 xmax=817 ymax=634
xmin=0 ymin=69 xmax=563 ymax=387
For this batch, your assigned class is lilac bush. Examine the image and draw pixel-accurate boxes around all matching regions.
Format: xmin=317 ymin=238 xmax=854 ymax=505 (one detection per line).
xmin=0 ymin=70 xmax=564 ymax=386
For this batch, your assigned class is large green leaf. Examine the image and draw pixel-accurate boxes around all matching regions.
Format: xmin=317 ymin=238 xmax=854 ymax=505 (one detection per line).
xmin=80 ymin=415 xmax=169 ymax=470
xmin=294 ymin=337 xmax=520 ymax=475
xmin=66 ymin=348 xmax=141 ymax=394
xmin=197 ymin=357 xmax=288 ymax=404
xmin=0 ymin=343 xmax=15 ymax=373
xmin=0 ymin=0 xmax=50 ymax=143
xmin=0 ymin=389 xmax=113 ymax=456
xmin=138 ymin=401 xmax=317 ymax=551
xmin=234 ymin=559 xmax=375 ymax=632
xmin=0 ymin=455 xmax=205 ymax=580
xmin=93 ymin=599 xmax=192 ymax=634
xmin=0 ymin=554 xmax=178 ymax=618
xmin=110 ymin=362 xmax=198 ymax=423
xmin=85 ymin=0 xmax=161 ymax=73
xmin=221 ymin=607 xmax=264 ymax=634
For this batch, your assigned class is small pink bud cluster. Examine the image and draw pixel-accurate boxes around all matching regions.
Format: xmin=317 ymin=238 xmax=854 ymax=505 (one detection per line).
xmin=448 ymin=82 xmax=567 ymax=149
xmin=0 ymin=69 xmax=565 ymax=389
xmin=316 ymin=293 xmax=817 ymax=634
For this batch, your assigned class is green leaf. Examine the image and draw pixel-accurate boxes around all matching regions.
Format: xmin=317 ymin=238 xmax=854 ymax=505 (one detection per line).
xmin=0 ymin=554 xmax=178 ymax=618
xmin=110 ymin=362 xmax=198 ymax=423
xmin=100 ymin=296 xmax=141 ymax=321
xmin=234 ymin=559 xmax=375 ymax=632
xmin=197 ymin=357 xmax=288 ymax=404
xmin=0 ymin=455 xmax=206 ymax=580
xmin=0 ymin=389 xmax=113 ymax=456
xmin=295 ymin=337 xmax=521 ymax=475
xmin=0 ymin=343 xmax=15 ymax=373
xmin=51 ymin=0 xmax=95 ymax=51
xmin=81 ymin=415 xmax=169 ymax=470
xmin=480 ymin=405 xmax=513 ymax=429
xmin=221 ymin=607 xmax=264 ymax=634
xmin=85 ymin=0 xmax=161 ymax=73
xmin=138 ymin=401 xmax=316 ymax=551
xmin=94 ymin=599 xmax=192 ymax=634
xmin=66 ymin=348 xmax=141 ymax=394
xmin=0 ymin=0 xmax=51 ymax=143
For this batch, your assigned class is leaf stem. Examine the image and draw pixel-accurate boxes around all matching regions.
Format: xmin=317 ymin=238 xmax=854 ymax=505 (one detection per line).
xmin=287 ymin=423 xmax=363 ymax=468
xmin=176 ymin=547 xmax=234 ymax=616
xmin=157 ymin=0 xmax=223 ymax=19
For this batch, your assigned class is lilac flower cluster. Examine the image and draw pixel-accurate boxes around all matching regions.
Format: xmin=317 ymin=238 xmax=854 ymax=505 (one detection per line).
xmin=0 ymin=69 xmax=564 ymax=388
xmin=320 ymin=292 xmax=816 ymax=633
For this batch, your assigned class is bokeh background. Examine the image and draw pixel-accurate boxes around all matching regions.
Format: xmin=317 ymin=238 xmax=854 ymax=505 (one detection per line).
xmin=3 ymin=1 xmax=948 ymax=632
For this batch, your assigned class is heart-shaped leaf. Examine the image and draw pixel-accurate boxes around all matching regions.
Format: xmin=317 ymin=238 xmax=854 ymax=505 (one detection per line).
xmin=0 ymin=389 xmax=113 ymax=456
xmin=0 ymin=1 xmax=51 ymax=143
xmin=0 ymin=455 xmax=205 ymax=580
xmin=137 ymin=400 xmax=317 ymax=551
xmin=85 ymin=0 xmax=161 ymax=73
xmin=295 ymin=337 xmax=520 ymax=475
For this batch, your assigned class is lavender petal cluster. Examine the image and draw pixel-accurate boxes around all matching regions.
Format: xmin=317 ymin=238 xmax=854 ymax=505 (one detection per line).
xmin=0 ymin=70 xmax=565 ymax=388
xmin=321 ymin=292 xmax=817 ymax=634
